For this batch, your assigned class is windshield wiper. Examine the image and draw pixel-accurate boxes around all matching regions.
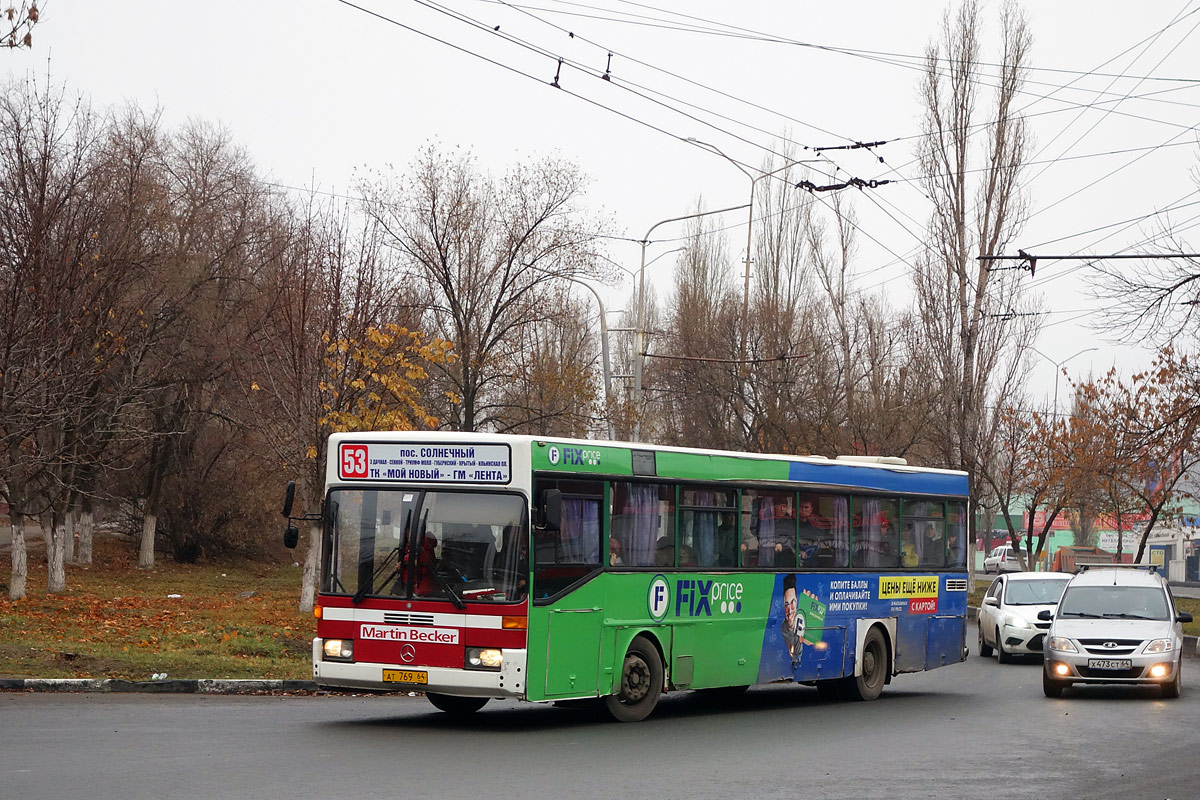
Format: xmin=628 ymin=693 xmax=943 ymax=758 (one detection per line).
xmin=432 ymin=568 xmax=467 ymax=609
xmin=1103 ymin=612 xmax=1155 ymax=619
xmin=1062 ymin=611 xmax=1105 ymax=618
xmin=354 ymin=545 xmax=402 ymax=605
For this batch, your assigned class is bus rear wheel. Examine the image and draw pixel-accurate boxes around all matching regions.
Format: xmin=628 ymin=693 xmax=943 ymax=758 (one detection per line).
xmin=426 ymin=693 xmax=489 ymax=715
xmin=845 ymin=627 xmax=888 ymax=702
xmin=605 ymin=636 xmax=663 ymax=722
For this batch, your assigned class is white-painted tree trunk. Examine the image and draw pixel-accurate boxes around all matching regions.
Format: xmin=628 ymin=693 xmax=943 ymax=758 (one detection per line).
xmin=47 ymin=516 xmax=67 ymax=593
xmin=77 ymin=505 xmax=94 ymax=565
xmin=139 ymin=512 xmax=157 ymax=569
xmin=8 ymin=516 xmax=26 ymax=600
xmin=298 ymin=521 xmax=320 ymax=613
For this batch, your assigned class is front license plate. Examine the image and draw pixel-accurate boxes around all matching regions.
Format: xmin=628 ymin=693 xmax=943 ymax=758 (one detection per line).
xmin=1088 ymin=659 xmax=1132 ymax=670
xmin=382 ymin=669 xmax=428 ymax=684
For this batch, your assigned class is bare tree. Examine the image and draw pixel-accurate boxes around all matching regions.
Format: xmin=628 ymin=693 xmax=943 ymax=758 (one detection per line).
xmin=914 ymin=0 xmax=1040 ymax=544
xmin=656 ymin=209 xmax=742 ymax=449
xmin=0 ymin=77 xmax=109 ymax=596
xmin=364 ymin=144 xmax=605 ymax=433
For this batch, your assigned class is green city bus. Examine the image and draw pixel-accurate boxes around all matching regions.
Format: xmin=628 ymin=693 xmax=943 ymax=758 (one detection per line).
xmin=286 ymin=431 xmax=969 ymax=721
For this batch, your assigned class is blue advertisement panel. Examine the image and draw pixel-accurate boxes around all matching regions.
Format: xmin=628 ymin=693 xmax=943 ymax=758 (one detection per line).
xmin=758 ymin=572 xmax=967 ymax=683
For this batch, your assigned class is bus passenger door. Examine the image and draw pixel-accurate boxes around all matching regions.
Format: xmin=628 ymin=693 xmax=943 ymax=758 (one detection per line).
xmin=544 ymin=608 xmax=602 ymax=697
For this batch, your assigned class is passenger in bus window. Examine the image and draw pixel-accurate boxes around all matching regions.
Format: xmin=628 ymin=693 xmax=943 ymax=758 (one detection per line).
xmin=920 ymin=523 xmax=944 ymax=567
xmin=716 ymin=512 xmax=738 ymax=567
xmin=679 ymin=545 xmax=696 ymax=567
xmin=609 ymin=537 xmax=623 ymax=566
xmin=901 ymin=525 xmax=919 ymax=567
xmin=656 ymin=536 xmax=675 ymax=567
xmin=946 ymin=528 xmax=964 ymax=567
xmin=740 ymin=528 xmax=759 ymax=566
xmin=796 ymin=496 xmax=824 ymax=565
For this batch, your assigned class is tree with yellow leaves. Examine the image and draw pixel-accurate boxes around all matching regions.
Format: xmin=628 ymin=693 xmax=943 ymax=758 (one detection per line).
xmin=320 ymin=323 xmax=455 ymax=433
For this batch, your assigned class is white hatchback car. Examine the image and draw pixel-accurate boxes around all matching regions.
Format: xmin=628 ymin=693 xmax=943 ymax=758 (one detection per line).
xmin=1042 ymin=565 xmax=1193 ymax=698
xmin=983 ymin=544 xmax=1021 ymax=573
xmin=978 ymin=571 xmax=1071 ymax=662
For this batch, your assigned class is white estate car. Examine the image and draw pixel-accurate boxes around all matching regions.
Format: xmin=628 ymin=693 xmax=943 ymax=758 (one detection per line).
xmin=978 ymin=571 xmax=1071 ymax=662
xmin=1042 ymin=565 xmax=1194 ymax=698
xmin=983 ymin=544 xmax=1021 ymax=574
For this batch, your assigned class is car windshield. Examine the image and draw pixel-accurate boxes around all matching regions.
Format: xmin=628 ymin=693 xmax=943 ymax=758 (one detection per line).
xmin=323 ymin=488 xmax=527 ymax=603
xmin=1056 ymin=585 xmax=1170 ymax=620
xmin=1004 ymin=578 xmax=1069 ymax=605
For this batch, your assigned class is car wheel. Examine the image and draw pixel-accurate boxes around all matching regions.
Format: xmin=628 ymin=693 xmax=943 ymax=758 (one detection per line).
xmin=1042 ymin=669 xmax=1065 ymax=698
xmin=977 ymin=625 xmax=993 ymax=658
xmin=1162 ymin=662 xmax=1182 ymax=699
xmin=996 ymin=629 xmax=1012 ymax=664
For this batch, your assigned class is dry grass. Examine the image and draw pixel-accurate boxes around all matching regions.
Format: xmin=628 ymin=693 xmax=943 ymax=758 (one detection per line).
xmin=0 ymin=536 xmax=313 ymax=680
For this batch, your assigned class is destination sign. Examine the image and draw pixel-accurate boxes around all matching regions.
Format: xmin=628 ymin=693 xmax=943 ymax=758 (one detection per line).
xmin=338 ymin=442 xmax=511 ymax=484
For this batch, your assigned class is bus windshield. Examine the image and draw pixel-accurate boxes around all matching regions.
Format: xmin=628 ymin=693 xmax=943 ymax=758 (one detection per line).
xmin=325 ymin=488 xmax=527 ymax=603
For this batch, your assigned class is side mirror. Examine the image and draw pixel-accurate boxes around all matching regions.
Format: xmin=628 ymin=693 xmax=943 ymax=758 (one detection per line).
xmin=283 ymin=525 xmax=299 ymax=549
xmin=1037 ymin=609 xmax=1053 ymax=621
xmin=282 ymin=481 xmax=296 ymax=518
xmin=1178 ymin=611 xmax=1193 ymax=624
xmin=982 ymin=596 xmax=1000 ymax=607
xmin=541 ymin=488 xmax=562 ymax=532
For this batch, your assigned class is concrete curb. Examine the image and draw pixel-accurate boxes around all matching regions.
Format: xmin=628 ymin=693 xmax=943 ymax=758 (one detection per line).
xmin=0 ymin=678 xmax=319 ymax=693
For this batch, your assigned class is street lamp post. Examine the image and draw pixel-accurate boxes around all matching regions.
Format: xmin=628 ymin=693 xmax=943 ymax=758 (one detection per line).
xmin=684 ymin=138 xmax=816 ymax=349
xmin=1031 ymin=346 xmax=1099 ymax=416
xmin=631 ymin=205 xmax=749 ymax=441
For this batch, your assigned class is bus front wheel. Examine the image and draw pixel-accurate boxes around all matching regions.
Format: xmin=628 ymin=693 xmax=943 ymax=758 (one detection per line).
xmin=605 ymin=636 xmax=663 ymax=722
xmin=426 ymin=692 xmax=489 ymax=715
xmin=845 ymin=627 xmax=888 ymax=702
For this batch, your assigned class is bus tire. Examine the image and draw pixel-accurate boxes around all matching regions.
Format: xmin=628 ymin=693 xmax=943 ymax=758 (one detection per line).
xmin=846 ymin=627 xmax=887 ymax=702
xmin=426 ymin=693 xmax=489 ymax=715
xmin=605 ymin=636 xmax=663 ymax=722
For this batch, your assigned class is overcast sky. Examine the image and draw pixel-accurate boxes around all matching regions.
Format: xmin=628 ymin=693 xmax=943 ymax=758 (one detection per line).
xmin=6 ymin=0 xmax=1199 ymax=411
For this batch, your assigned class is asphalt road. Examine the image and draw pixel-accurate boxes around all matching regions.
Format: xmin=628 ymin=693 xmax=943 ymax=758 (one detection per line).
xmin=3 ymin=623 xmax=1198 ymax=800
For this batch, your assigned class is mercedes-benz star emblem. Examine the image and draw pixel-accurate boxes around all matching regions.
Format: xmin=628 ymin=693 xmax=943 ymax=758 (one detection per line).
xmin=400 ymin=644 xmax=416 ymax=663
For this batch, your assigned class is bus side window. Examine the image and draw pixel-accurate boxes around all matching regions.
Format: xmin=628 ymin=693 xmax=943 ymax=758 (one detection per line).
xmin=533 ymin=480 xmax=603 ymax=600
xmin=612 ymin=482 xmax=675 ymax=568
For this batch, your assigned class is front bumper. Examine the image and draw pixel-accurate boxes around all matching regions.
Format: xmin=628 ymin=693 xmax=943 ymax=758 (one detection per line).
xmin=1001 ymin=623 xmax=1050 ymax=653
xmin=1044 ymin=651 xmax=1180 ymax=685
xmin=312 ymin=639 xmax=528 ymax=698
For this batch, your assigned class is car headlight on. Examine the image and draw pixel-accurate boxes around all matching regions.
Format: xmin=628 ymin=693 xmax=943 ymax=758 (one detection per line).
xmin=1047 ymin=636 xmax=1077 ymax=653
xmin=322 ymin=638 xmax=354 ymax=660
xmin=465 ymin=647 xmax=503 ymax=671
xmin=1143 ymin=638 xmax=1175 ymax=654
xmin=1005 ymin=614 xmax=1030 ymax=629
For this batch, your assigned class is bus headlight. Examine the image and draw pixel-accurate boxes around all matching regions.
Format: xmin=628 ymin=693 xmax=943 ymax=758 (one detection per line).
xmin=322 ymin=639 xmax=354 ymax=661
xmin=466 ymin=647 xmax=503 ymax=671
